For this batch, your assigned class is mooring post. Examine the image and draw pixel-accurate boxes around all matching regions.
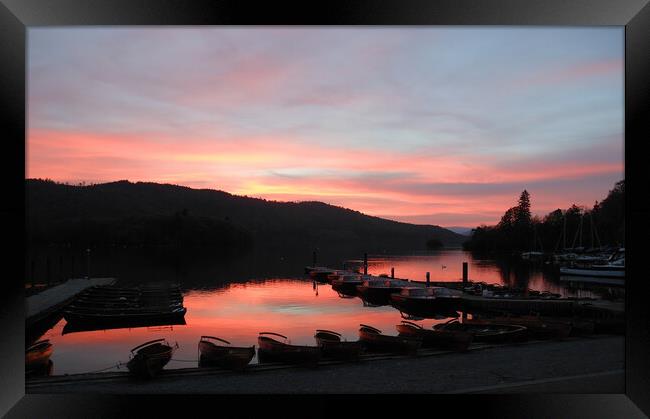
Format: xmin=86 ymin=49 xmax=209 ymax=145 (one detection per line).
xmin=312 ymin=250 xmax=317 ymax=267
xmin=363 ymin=253 xmax=368 ymax=275
xmin=391 ymin=267 xmax=394 ymax=278
xmin=426 ymin=272 xmax=430 ymax=287
xmin=462 ymin=262 xmax=468 ymax=285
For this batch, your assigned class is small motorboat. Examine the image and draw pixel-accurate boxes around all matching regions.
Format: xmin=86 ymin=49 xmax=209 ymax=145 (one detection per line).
xmin=356 ymin=279 xmax=406 ymax=306
xmin=358 ymin=324 xmax=422 ymax=354
xmin=198 ymin=336 xmax=255 ymax=371
xmin=257 ymin=332 xmax=321 ymax=365
xmin=395 ymin=321 xmax=473 ymax=351
xmin=433 ymin=319 xmax=528 ymax=343
xmin=26 ymin=339 xmax=53 ymax=372
xmin=126 ymin=338 xmax=177 ymax=378
xmin=63 ymin=306 xmax=187 ymax=326
xmin=314 ymin=330 xmax=362 ymax=361
xmin=465 ymin=315 xmax=572 ymax=340
xmin=331 ymin=274 xmax=366 ymax=296
xmin=390 ymin=286 xmax=463 ymax=317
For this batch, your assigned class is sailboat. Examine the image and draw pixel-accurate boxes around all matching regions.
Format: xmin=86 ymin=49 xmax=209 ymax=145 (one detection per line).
xmin=560 ymin=248 xmax=625 ymax=280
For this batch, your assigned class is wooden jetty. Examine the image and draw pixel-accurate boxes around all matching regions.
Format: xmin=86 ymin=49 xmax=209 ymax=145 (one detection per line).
xmin=26 ymin=277 xmax=116 ymax=328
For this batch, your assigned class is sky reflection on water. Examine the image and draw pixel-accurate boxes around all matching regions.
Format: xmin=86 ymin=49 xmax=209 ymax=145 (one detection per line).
xmin=37 ymin=251 xmax=618 ymax=375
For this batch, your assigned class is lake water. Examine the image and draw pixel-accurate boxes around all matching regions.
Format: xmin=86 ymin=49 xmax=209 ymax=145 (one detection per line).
xmin=31 ymin=249 xmax=622 ymax=376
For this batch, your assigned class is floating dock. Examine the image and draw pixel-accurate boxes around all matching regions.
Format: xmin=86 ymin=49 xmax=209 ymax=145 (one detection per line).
xmin=26 ymin=277 xmax=116 ymax=327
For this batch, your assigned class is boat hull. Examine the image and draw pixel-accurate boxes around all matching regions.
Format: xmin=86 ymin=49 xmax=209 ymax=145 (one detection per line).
xmin=126 ymin=344 xmax=174 ymax=379
xmin=63 ymin=307 xmax=187 ymax=326
xmin=358 ymin=328 xmax=422 ymax=354
xmin=198 ymin=341 xmax=255 ymax=371
xmin=465 ymin=316 xmax=571 ymax=340
xmin=356 ymin=286 xmax=402 ymax=306
xmin=434 ymin=322 xmax=528 ymax=343
xmin=390 ymin=294 xmax=462 ymax=317
xmin=559 ymin=267 xmax=624 ymax=278
xmin=257 ymin=337 xmax=321 ymax=365
xmin=314 ymin=333 xmax=362 ymax=361
xmin=395 ymin=324 xmax=472 ymax=351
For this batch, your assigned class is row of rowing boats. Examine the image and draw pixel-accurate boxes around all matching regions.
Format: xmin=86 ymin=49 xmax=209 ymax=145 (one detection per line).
xmin=118 ymin=319 xmax=534 ymax=378
xmin=62 ymin=285 xmax=187 ymax=326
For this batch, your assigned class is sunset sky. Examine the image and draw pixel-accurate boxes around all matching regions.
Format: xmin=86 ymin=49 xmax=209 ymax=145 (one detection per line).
xmin=27 ymin=28 xmax=624 ymax=228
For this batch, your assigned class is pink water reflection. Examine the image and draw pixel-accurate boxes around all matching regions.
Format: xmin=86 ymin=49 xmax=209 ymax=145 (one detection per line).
xmin=41 ymin=279 xmax=453 ymax=375
xmin=39 ymin=251 xmax=603 ymax=376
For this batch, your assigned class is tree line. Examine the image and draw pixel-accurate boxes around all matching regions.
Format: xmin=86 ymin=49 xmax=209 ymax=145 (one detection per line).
xmin=463 ymin=180 xmax=624 ymax=253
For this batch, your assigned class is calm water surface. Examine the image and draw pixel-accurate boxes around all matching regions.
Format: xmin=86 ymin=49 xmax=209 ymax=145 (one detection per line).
xmin=36 ymin=250 xmax=620 ymax=375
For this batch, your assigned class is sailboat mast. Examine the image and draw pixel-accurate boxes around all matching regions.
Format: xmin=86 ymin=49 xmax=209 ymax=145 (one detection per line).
xmin=563 ymin=214 xmax=566 ymax=250
xmin=579 ymin=214 xmax=583 ymax=248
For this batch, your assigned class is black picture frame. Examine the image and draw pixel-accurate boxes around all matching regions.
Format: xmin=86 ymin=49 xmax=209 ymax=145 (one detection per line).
xmin=1 ymin=0 xmax=649 ymax=417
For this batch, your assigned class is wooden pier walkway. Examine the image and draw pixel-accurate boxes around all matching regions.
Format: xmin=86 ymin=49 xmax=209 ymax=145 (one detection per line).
xmin=26 ymin=277 xmax=116 ymax=327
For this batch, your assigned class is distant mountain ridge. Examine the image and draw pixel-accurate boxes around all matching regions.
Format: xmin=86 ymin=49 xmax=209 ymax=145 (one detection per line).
xmin=26 ymin=179 xmax=466 ymax=251
xmin=445 ymin=227 xmax=473 ymax=236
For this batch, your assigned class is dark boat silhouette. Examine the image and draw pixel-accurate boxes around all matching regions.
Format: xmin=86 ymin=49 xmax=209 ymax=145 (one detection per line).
xmin=464 ymin=314 xmax=573 ymax=340
xmin=126 ymin=338 xmax=177 ymax=378
xmin=358 ymin=324 xmax=422 ymax=354
xmin=395 ymin=320 xmax=473 ymax=351
xmin=433 ymin=319 xmax=528 ymax=343
xmin=390 ymin=286 xmax=463 ymax=317
xmin=26 ymin=339 xmax=53 ymax=373
xmin=356 ymin=279 xmax=407 ymax=306
xmin=198 ymin=336 xmax=255 ymax=371
xmin=63 ymin=306 xmax=187 ymax=325
xmin=314 ymin=330 xmax=362 ymax=361
xmin=257 ymin=332 xmax=321 ymax=365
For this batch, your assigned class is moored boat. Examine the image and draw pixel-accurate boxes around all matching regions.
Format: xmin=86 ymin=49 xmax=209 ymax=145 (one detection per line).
xmin=126 ymin=338 xmax=176 ymax=378
xmin=559 ymin=263 xmax=624 ymax=278
xmin=63 ymin=306 xmax=187 ymax=325
xmin=464 ymin=315 xmax=572 ymax=340
xmin=314 ymin=329 xmax=362 ymax=361
xmin=358 ymin=324 xmax=422 ymax=354
xmin=559 ymin=249 xmax=624 ymax=278
xmin=26 ymin=339 xmax=53 ymax=372
xmin=395 ymin=321 xmax=473 ymax=351
xmin=257 ymin=332 xmax=321 ymax=365
xmin=198 ymin=336 xmax=255 ymax=371
xmin=331 ymin=274 xmax=366 ymax=295
xmin=433 ymin=319 xmax=528 ymax=343
xmin=390 ymin=286 xmax=462 ymax=317
xmin=356 ymin=279 xmax=407 ymax=306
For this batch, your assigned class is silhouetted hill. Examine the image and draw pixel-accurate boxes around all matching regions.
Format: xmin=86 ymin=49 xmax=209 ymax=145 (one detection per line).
xmin=26 ymin=179 xmax=466 ymax=252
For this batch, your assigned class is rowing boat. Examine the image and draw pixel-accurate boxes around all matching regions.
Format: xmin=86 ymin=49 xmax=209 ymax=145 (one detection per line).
xmin=395 ymin=321 xmax=473 ymax=351
xmin=257 ymin=332 xmax=321 ymax=365
xmin=314 ymin=330 xmax=362 ymax=361
xmin=198 ymin=336 xmax=255 ymax=371
xmin=358 ymin=324 xmax=422 ymax=354
xmin=433 ymin=319 xmax=528 ymax=343
xmin=126 ymin=338 xmax=176 ymax=378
